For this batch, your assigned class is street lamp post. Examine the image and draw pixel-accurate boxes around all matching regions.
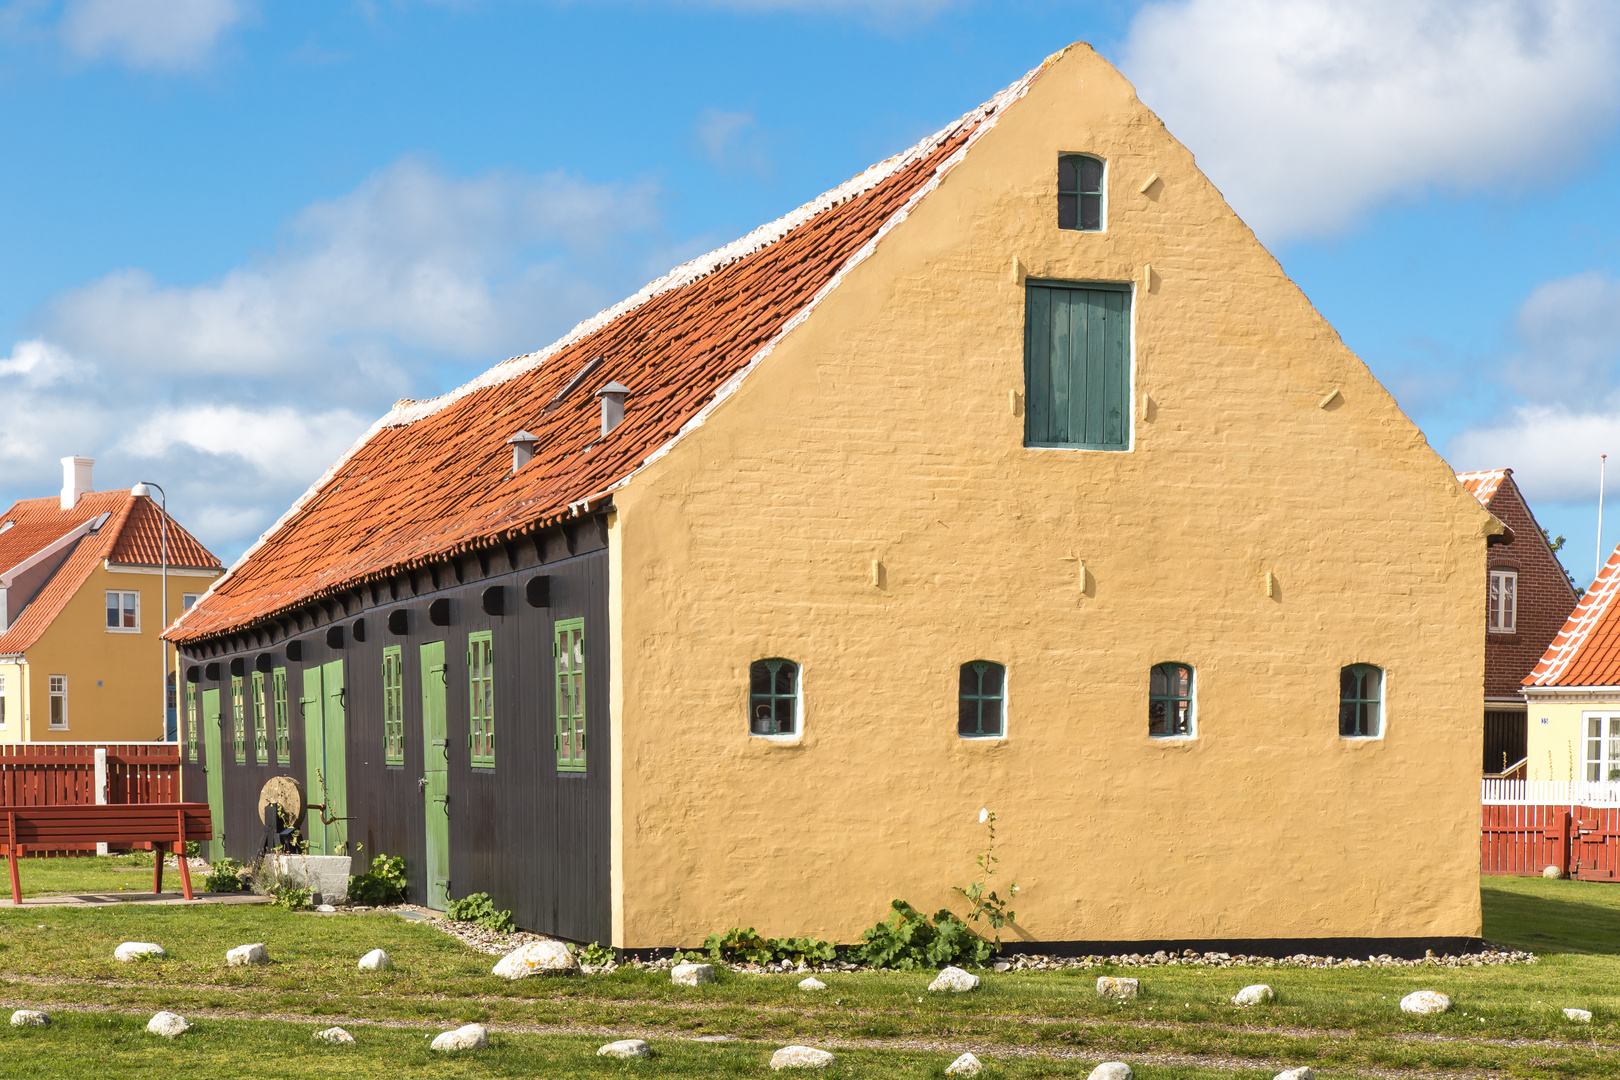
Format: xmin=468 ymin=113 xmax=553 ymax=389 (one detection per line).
xmin=130 ymin=481 xmax=169 ymax=741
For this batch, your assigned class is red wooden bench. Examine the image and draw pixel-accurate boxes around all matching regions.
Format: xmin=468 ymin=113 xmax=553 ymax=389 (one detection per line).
xmin=0 ymin=803 xmax=212 ymax=904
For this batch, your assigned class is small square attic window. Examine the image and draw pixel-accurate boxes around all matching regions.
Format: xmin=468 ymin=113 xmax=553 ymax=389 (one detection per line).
xmin=1058 ymin=155 xmax=1104 ymax=231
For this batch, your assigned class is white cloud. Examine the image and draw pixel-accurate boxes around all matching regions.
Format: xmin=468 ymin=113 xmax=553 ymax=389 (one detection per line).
xmin=695 ymin=108 xmax=771 ymax=178
xmin=1506 ymin=272 xmax=1620 ymax=404
xmin=1121 ymin=0 xmax=1620 ymax=240
xmin=121 ymin=404 xmax=370 ymax=483
xmin=59 ymin=0 xmax=247 ymax=71
xmin=1450 ymin=405 xmax=1620 ymax=503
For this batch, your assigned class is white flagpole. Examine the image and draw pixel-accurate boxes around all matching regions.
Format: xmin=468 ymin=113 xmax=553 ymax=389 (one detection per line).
xmin=1600 ymin=454 xmax=1608 ymax=580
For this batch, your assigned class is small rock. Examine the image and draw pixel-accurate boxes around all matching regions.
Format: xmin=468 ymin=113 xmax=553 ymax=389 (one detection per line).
xmin=1232 ymin=984 xmax=1274 ymax=1006
xmin=1274 ymin=1068 xmax=1315 ymax=1080
xmin=9 ymin=1010 xmax=48 ymax=1027
xmin=492 ymin=940 xmax=577 ymax=979
xmin=1400 ymin=990 xmax=1453 ymax=1015
xmin=146 ymin=1011 xmax=190 ymax=1038
xmin=946 ymin=1051 xmax=984 ymax=1075
xmin=929 ymin=966 xmax=982 ymax=993
xmin=798 ymin=976 xmax=827 ymax=991
xmin=314 ymin=1026 xmax=355 ymax=1044
xmin=1088 ymin=1063 xmax=1133 ymax=1080
xmin=226 ymin=943 xmax=268 ymax=966
xmin=358 ymin=948 xmax=391 ymax=972
xmin=115 ymin=942 xmax=166 ymax=962
xmin=316 ymin=903 xmax=337 ymax=912
xmin=1097 ymin=976 xmax=1139 ymax=1001
xmin=1544 ymin=865 xmax=1563 ymax=879
xmin=672 ymin=962 xmax=716 ymax=986
xmin=430 ymin=1023 xmax=488 ymax=1051
xmin=598 ymin=1039 xmax=651 ymax=1059
xmin=1564 ymin=1007 xmax=1593 ymax=1023
xmin=993 ymin=961 xmax=1011 ymax=971
xmin=770 ymin=1045 xmax=834 ymax=1070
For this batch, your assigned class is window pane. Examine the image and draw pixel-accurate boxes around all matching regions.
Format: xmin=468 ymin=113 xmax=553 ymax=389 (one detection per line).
xmin=750 ymin=662 xmax=772 ymax=696
xmin=1057 ymin=193 xmax=1077 ymax=230
xmin=1170 ymin=665 xmax=1190 ymax=697
xmin=106 ymin=596 xmax=118 ymax=627
xmin=1151 ymin=666 xmax=1167 ymax=696
xmin=981 ymin=664 xmax=1003 ymax=696
xmin=774 ymin=663 xmax=795 ymax=697
xmin=1079 ymin=194 xmax=1101 ymax=230
xmin=1339 ymin=702 xmax=1357 ymax=737
xmin=1078 ymin=156 xmax=1103 ymax=193
xmin=1149 ymin=700 xmax=1166 ymax=736
xmin=1058 ymin=156 xmax=1078 ymax=192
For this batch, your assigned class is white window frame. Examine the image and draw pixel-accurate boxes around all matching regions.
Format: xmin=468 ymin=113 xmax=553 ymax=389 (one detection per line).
xmin=105 ymin=589 xmax=140 ymax=633
xmin=0 ymin=673 xmax=6 ymax=729
xmin=49 ymin=675 xmax=67 ymax=729
xmin=1488 ymin=569 xmax=1518 ymax=634
xmin=1586 ymin=713 xmax=1620 ymax=782
xmin=182 ymin=593 xmax=201 ymax=612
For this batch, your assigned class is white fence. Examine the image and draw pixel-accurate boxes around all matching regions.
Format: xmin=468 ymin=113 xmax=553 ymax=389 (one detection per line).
xmin=1482 ymin=778 xmax=1620 ymax=806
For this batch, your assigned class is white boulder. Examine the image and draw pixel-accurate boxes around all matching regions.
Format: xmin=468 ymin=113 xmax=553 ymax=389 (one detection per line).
xmin=492 ymin=940 xmax=577 ymax=979
xmin=226 ymin=943 xmax=268 ymax=966
xmin=358 ymin=948 xmax=391 ymax=972
xmin=1544 ymin=865 xmax=1563 ymax=879
xmin=1399 ymin=991 xmax=1453 ymax=1015
xmin=1087 ymin=1063 xmax=1133 ymax=1080
xmin=146 ymin=1011 xmax=190 ymax=1038
xmin=1564 ymin=1008 xmax=1593 ymax=1023
xmin=1232 ymin=984 xmax=1274 ymax=1006
xmin=115 ymin=942 xmax=166 ymax=962
xmin=1096 ymin=976 xmax=1139 ymax=1001
xmin=929 ymin=966 xmax=982 ymax=993
xmin=314 ymin=1026 xmax=356 ymax=1044
xmin=1274 ymin=1068 xmax=1315 ymax=1080
xmin=945 ymin=1051 xmax=984 ymax=1075
xmin=671 ymin=962 xmax=716 ymax=986
xmin=798 ymin=976 xmax=827 ymax=991
xmin=430 ymin=1023 xmax=488 ymax=1051
xmin=9 ymin=1010 xmax=48 ymax=1027
xmin=770 ymin=1045 xmax=834 ymax=1070
xmin=598 ymin=1039 xmax=652 ymax=1059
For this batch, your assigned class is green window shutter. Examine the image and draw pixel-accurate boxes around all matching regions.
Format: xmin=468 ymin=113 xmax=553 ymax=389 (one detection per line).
xmin=382 ymin=646 xmax=405 ymax=766
xmin=231 ymin=676 xmax=246 ymax=764
xmin=554 ymin=618 xmax=586 ymax=772
xmin=1024 ymin=282 xmax=1130 ymax=451
xmin=468 ymin=631 xmax=495 ymax=768
xmin=185 ymin=683 xmax=197 ymax=764
xmin=251 ymin=672 xmax=269 ymax=764
xmin=272 ymin=669 xmax=290 ymax=765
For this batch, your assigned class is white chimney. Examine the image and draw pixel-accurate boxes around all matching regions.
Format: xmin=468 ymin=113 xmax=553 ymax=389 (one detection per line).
xmin=60 ymin=456 xmax=93 ymax=509
xmin=595 ymin=382 xmax=629 ymax=438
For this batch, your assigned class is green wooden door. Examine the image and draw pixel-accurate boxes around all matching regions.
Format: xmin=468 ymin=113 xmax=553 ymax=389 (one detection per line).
xmin=321 ymin=659 xmax=348 ymax=855
xmin=1023 ymin=282 xmax=1130 ymax=450
xmin=201 ymin=688 xmax=225 ymax=862
xmin=301 ymin=667 xmax=326 ymax=854
xmin=420 ymin=641 xmax=450 ymax=909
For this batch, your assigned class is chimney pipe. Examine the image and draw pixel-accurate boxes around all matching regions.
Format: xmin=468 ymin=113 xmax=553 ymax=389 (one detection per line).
xmin=595 ymin=382 xmax=629 ymax=438
xmin=60 ymin=456 xmax=93 ymax=509
xmin=506 ymin=430 xmax=539 ymax=473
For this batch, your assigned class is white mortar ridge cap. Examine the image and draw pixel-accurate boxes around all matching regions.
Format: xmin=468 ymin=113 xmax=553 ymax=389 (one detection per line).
xmin=1455 ymin=468 xmax=1509 ymax=507
xmin=1532 ymin=544 xmax=1620 ymax=686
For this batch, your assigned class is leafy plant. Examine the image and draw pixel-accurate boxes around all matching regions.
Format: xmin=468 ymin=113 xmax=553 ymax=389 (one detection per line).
xmin=203 ymin=857 xmax=245 ymax=893
xmin=575 ymin=941 xmax=616 ymax=966
xmin=446 ymin=892 xmax=514 ymax=933
xmin=954 ymin=807 xmax=1018 ymax=945
xmin=348 ymin=854 xmax=407 ymax=905
xmin=704 ymin=927 xmax=776 ymax=965
xmin=268 ymin=881 xmax=313 ymax=911
xmin=853 ymin=900 xmax=994 ymax=969
xmin=184 ymin=841 xmax=200 ymax=859
xmin=773 ymin=936 xmax=838 ymax=966
xmin=247 ymin=854 xmax=312 ymax=910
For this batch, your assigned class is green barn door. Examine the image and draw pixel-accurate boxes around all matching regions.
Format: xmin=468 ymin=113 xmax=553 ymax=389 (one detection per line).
xmin=201 ymin=688 xmax=225 ymax=861
xmin=420 ymin=641 xmax=450 ymax=910
xmin=301 ymin=668 xmax=327 ymax=853
xmin=1023 ymin=282 xmax=1130 ymax=450
xmin=321 ymin=659 xmax=348 ymax=855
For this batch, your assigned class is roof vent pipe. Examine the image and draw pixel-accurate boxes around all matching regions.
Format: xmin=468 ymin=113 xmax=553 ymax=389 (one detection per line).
xmin=596 ymin=382 xmax=629 ymax=437
xmin=60 ymin=456 xmax=93 ymax=509
xmin=507 ymin=430 xmax=539 ymax=473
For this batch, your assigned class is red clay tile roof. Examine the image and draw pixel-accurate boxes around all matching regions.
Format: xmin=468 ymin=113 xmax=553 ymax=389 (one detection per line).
xmin=0 ymin=492 xmax=222 ymax=656
xmin=1527 ymin=545 xmax=1620 ymax=688
xmin=1456 ymin=469 xmax=1510 ymax=507
xmin=166 ymin=59 xmax=1055 ymax=645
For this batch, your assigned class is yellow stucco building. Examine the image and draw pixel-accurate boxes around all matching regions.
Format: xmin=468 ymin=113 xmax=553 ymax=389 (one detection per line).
xmin=0 ymin=458 xmax=222 ymax=744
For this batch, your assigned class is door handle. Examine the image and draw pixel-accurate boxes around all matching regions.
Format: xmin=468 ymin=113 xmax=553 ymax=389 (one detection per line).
xmin=418 ymin=777 xmax=428 ymax=791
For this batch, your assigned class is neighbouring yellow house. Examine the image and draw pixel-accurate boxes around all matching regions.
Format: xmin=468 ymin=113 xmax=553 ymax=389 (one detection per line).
xmin=0 ymin=457 xmax=222 ymax=743
xmin=1523 ymin=545 xmax=1620 ymax=784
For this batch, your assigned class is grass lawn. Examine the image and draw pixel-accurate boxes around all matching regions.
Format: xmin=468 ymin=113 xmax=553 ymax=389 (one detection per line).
xmin=0 ymin=872 xmax=1616 ymax=1078
xmin=10 ymin=852 xmax=163 ymax=897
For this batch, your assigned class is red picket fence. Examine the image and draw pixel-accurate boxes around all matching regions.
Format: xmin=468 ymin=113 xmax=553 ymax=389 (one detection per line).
xmin=1482 ymin=804 xmax=1620 ymax=881
xmin=0 ymin=744 xmax=180 ymax=808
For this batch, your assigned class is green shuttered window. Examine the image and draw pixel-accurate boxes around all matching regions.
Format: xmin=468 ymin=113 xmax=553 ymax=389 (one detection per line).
xmin=231 ymin=675 xmax=246 ymax=764
xmin=1339 ymin=664 xmax=1382 ymax=738
xmin=1024 ymin=282 xmax=1130 ymax=450
xmin=468 ymin=631 xmax=494 ymax=769
xmin=272 ymin=668 xmax=291 ymax=765
xmin=958 ymin=661 xmax=1005 ymax=738
xmin=382 ymin=645 xmax=405 ymax=766
xmin=251 ymin=672 xmax=269 ymax=764
xmin=1057 ymin=154 xmax=1104 ymax=231
xmin=555 ymin=619 xmax=586 ymax=771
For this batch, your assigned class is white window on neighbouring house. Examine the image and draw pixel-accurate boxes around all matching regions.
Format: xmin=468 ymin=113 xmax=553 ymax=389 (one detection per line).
xmin=1488 ymin=569 xmax=1517 ymax=633
xmin=49 ymin=675 xmax=67 ymax=728
xmin=0 ymin=673 xmax=6 ymax=729
xmin=1587 ymin=714 xmax=1620 ymax=781
xmin=106 ymin=590 xmax=139 ymax=632
xmin=182 ymin=593 xmax=201 ymax=612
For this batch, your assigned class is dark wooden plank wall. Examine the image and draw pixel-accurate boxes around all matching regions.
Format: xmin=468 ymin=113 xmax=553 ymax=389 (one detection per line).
xmin=1483 ymin=710 xmax=1527 ymax=774
xmin=179 ymin=525 xmax=611 ymax=942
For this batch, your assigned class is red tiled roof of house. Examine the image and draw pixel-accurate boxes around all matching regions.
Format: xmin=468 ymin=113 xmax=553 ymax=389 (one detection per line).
xmin=0 ymin=491 xmax=222 ymax=655
xmin=165 ymin=57 xmax=1058 ymax=645
xmin=1457 ymin=469 xmax=1510 ymax=507
xmin=1527 ymin=544 xmax=1620 ymax=688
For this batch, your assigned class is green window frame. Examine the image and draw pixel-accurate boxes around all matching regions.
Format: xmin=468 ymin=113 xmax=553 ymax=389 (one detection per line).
xmin=185 ymin=682 xmax=197 ymax=763
xmin=1149 ymin=663 xmax=1193 ymax=738
xmin=251 ymin=671 xmax=269 ymax=764
xmin=468 ymin=631 xmax=495 ymax=769
xmin=1058 ymin=153 xmax=1104 ymax=231
xmin=1024 ymin=281 xmax=1130 ymax=451
xmin=1339 ymin=664 xmax=1383 ymax=738
xmin=231 ymin=675 xmax=246 ymax=763
xmin=272 ymin=668 xmax=290 ymax=765
xmin=383 ymin=645 xmax=405 ymax=766
xmin=554 ymin=618 xmax=587 ymax=771
xmin=748 ymin=658 xmax=798 ymax=736
xmin=958 ymin=661 xmax=1005 ymax=738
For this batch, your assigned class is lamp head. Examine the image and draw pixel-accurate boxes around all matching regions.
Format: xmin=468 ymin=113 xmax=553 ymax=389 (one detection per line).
xmin=130 ymin=482 xmax=151 ymax=498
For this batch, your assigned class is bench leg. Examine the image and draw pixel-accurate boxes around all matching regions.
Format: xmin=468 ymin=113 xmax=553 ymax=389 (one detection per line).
xmin=153 ymin=843 xmax=163 ymax=895
xmin=176 ymin=841 xmax=193 ymax=900
xmin=7 ymin=843 xmax=21 ymax=906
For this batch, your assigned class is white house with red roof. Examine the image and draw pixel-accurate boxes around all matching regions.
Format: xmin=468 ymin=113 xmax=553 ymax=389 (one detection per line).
xmin=1523 ymin=542 xmax=1620 ymax=784
xmin=0 ymin=457 xmax=222 ymax=744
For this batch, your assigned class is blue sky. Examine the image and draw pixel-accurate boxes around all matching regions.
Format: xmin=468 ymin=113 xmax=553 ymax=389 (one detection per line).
xmin=3 ymin=0 xmax=1619 ymax=582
